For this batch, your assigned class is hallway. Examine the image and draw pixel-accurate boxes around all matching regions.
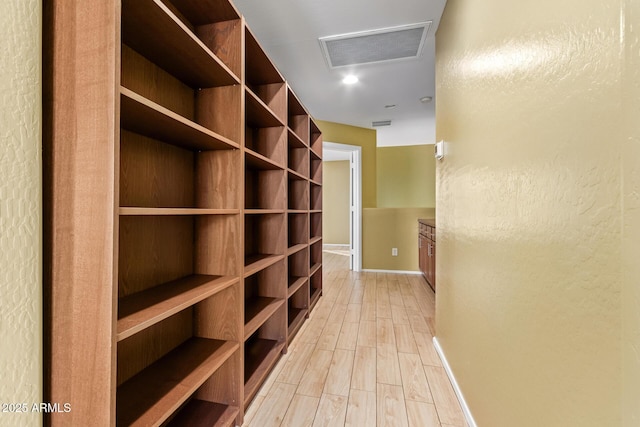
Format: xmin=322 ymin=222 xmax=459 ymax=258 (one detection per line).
xmin=243 ymin=252 xmax=466 ymax=426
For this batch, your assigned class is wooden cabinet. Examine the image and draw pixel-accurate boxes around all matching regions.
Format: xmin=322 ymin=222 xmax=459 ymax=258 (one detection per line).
xmin=418 ymin=219 xmax=436 ymax=291
xmin=44 ymin=0 xmax=321 ymax=425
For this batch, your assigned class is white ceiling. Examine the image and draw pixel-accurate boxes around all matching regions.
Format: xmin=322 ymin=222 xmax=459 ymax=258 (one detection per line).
xmin=233 ymin=0 xmax=447 ymax=147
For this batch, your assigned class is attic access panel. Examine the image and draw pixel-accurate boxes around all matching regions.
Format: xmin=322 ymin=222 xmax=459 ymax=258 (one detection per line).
xmin=319 ymin=22 xmax=431 ymax=68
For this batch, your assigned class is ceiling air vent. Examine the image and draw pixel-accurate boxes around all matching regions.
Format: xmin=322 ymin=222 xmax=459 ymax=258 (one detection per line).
xmin=319 ymin=22 xmax=431 ymax=68
xmin=372 ymin=120 xmax=392 ymax=127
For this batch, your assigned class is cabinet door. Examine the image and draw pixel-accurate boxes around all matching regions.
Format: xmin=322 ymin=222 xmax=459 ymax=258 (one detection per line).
xmin=427 ymin=240 xmax=436 ymax=291
xmin=418 ymin=235 xmax=428 ymax=278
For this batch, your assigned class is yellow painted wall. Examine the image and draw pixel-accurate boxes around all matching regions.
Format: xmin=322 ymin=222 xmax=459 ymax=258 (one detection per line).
xmin=436 ymin=0 xmax=624 ymax=425
xmin=377 ymin=145 xmax=435 ymax=208
xmin=622 ymin=0 xmax=640 ymax=424
xmin=363 ymin=208 xmax=435 ymax=271
xmin=323 ymin=161 xmax=350 ymax=244
xmin=0 ymin=0 xmax=42 ymax=426
xmin=316 ymin=120 xmax=377 ymax=208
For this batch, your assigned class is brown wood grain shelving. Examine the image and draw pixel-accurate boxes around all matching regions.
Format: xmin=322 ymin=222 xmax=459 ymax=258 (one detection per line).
xmin=46 ymin=0 xmax=320 ymax=424
xmin=244 ymin=339 xmax=285 ymax=406
xmin=165 ymin=400 xmax=239 ymax=427
xmin=244 ymin=254 xmax=285 ymax=278
xmin=244 ymin=297 xmax=285 ymax=340
xmin=287 ymin=277 xmax=307 ymax=298
xmin=117 ymin=275 xmax=238 ymax=341
xmin=121 ymin=88 xmax=239 ymax=151
xmin=116 ymin=338 xmax=238 ymax=427
xmin=121 ymin=0 xmax=239 ymax=88
xmin=119 ymin=207 xmax=239 ymax=216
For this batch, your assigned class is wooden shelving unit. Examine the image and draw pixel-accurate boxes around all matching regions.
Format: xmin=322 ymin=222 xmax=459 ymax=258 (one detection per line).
xmin=45 ymin=0 xmax=321 ymax=425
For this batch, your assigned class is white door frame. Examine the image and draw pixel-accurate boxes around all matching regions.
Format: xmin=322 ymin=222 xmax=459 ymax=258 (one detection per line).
xmin=323 ymin=141 xmax=362 ymax=272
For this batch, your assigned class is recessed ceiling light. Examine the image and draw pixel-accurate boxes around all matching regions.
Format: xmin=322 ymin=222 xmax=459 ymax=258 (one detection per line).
xmin=384 ymin=104 xmax=397 ymax=109
xmin=342 ymin=75 xmax=359 ymax=84
xmin=420 ymin=96 xmax=433 ymax=103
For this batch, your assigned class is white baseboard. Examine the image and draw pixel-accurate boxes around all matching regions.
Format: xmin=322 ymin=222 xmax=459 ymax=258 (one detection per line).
xmin=361 ymin=269 xmax=422 ymax=275
xmin=432 ymin=337 xmax=477 ymax=427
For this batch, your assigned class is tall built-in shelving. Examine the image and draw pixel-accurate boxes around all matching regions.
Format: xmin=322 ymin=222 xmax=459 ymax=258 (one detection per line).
xmin=45 ymin=0 xmax=321 ymax=425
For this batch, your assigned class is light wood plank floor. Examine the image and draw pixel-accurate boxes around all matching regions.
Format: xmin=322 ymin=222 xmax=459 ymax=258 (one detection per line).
xmin=243 ymin=252 xmax=467 ymax=427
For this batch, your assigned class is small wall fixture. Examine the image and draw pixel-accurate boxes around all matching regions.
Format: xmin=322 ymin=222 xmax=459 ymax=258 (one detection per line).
xmin=434 ymin=140 xmax=444 ymax=159
xmin=420 ymin=96 xmax=433 ymax=103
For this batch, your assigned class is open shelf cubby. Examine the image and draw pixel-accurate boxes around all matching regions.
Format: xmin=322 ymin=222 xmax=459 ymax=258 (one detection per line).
xmin=289 ymin=174 xmax=309 ymax=211
xmin=121 ymin=0 xmax=241 ymax=89
xmin=288 ymin=285 xmax=308 ymax=340
xmin=245 ymin=27 xmax=287 ymax=124
xmin=120 ymin=129 xmax=240 ymax=211
xmin=309 ymin=267 xmax=323 ymax=310
xmin=244 ymin=260 xmax=286 ymax=339
xmin=245 ymin=165 xmax=285 ymax=210
xmin=310 ymin=119 xmax=323 ymax=158
xmin=310 ymin=149 xmax=323 ymax=184
xmin=287 ymin=88 xmax=309 ymax=145
xmin=287 ymin=247 xmax=309 ymax=297
xmin=244 ymin=213 xmax=286 ymax=276
xmin=288 ymin=213 xmax=309 ymax=249
xmin=116 ymin=287 xmax=240 ymax=427
xmin=288 ymin=135 xmax=309 ymax=178
xmin=121 ymin=35 xmax=241 ymax=144
xmin=310 ymin=212 xmax=322 ymax=242
xmin=243 ymin=309 xmax=286 ymax=407
xmin=310 ymin=182 xmax=322 ymax=211
xmin=310 ymin=240 xmax=322 ymax=273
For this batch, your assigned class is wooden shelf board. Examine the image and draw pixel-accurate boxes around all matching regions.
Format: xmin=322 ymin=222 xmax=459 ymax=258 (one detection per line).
xmin=287 ymin=128 xmax=307 ymax=148
xmin=165 ymin=400 xmax=239 ymax=427
xmin=171 ymin=0 xmax=240 ymax=25
xmin=309 ymin=237 xmax=322 ymax=246
xmin=244 ymin=339 xmax=284 ymax=407
xmin=310 ymin=146 xmax=323 ymax=159
xmin=116 ymin=338 xmax=238 ymax=427
xmin=244 ymin=254 xmax=284 ymax=277
xmin=121 ymin=0 xmax=238 ymax=88
xmin=121 ymin=88 xmax=239 ymax=151
xmin=287 ymin=277 xmax=308 ymax=298
xmin=310 ymin=210 xmax=322 ymax=214
xmin=310 ymin=149 xmax=321 ymax=160
xmin=288 ymin=307 xmax=306 ymax=333
xmin=309 ymin=263 xmax=322 ymax=277
xmin=287 ymin=169 xmax=307 ymax=181
xmin=119 ymin=207 xmax=239 ymax=216
xmin=117 ymin=275 xmax=238 ymax=342
xmin=245 ymin=88 xmax=285 ymax=128
xmin=245 ymin=149 xmax=285 ymax=171
xmin=309 ymin=179 xmax=322 ymax=187
xmin=287 ymin=243 xmax=307 ymax=256
xmin=245 ymin=209 xmax=285 ymax=215
xmin=244 ymin=297 xmax=285 ymax=340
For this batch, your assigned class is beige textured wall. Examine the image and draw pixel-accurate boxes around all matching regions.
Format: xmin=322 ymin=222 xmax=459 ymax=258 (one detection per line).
xmin=377 ymin=145 xmax=435 ymax=208
xmin=436 ymin=0 xmax=623 ymax=425
xmin=0 ymin=0 xmax=42 ymax=426
xmin=622 ymin=0 xmax=640 ymax=423
xmin=323 ymin=161 xmax=350 ymax=245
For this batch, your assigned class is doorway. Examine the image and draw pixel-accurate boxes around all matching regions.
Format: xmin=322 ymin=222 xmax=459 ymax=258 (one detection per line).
xmin=322 ymin=141 xmax=362 ymax=272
